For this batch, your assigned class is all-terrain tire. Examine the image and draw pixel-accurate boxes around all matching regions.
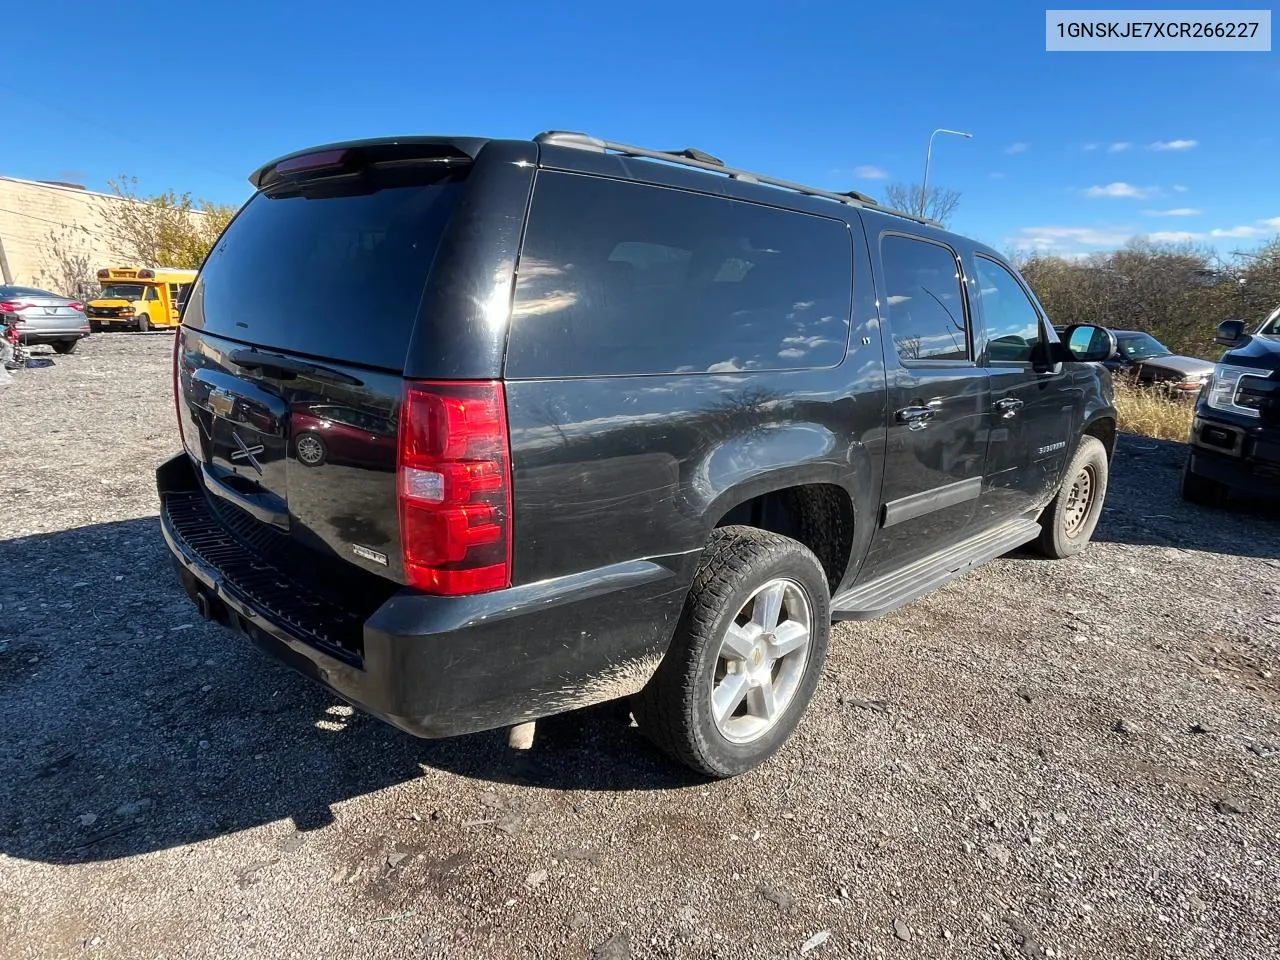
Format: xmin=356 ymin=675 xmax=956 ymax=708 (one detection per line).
xmin=632 ymin=525 xmax=831 ymax=779
xmin=1180 ymin=456 xmax=1229 ymax=508
xmin=1034 ymin=435 xmax=1109 ymax=559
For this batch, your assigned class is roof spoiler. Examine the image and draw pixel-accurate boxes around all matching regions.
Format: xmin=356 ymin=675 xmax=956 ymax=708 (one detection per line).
xmin=250 ymin=137 xmax=488 ymax=189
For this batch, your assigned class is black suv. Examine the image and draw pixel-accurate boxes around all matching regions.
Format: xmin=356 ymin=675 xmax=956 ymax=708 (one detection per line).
xmin=157 ymin=132 xmax=1117 ymax=778
xmin=1181 ymin=318 xmax=1280 ymax=506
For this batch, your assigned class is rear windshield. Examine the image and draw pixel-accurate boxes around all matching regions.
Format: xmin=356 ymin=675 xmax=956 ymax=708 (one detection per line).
xmin=188 ymin=172 xmax=464 ymax=370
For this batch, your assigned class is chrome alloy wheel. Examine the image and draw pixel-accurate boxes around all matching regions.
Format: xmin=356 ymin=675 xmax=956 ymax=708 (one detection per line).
xmin=296 ymin=434 xmax=324 ymax=465
xmin=710 ymin=578 xmax=812 ymax=744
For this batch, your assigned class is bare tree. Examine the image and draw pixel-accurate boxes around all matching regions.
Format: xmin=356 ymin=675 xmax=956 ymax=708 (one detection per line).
xmin=37 ymin=223 xmax=98 ymax=299
xmin=882 ymin=183 xmax=962 ymax=225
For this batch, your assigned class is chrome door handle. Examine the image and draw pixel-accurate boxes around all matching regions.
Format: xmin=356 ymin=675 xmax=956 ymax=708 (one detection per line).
xmin=995 ymin=397 xmax=1024 ymax=419
xmin=896 ymin=405 xmax=936 ymax=430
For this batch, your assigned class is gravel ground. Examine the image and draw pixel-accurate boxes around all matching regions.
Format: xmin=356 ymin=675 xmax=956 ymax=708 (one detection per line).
xmin=1 ymin=334 xmax=1277 ymax=960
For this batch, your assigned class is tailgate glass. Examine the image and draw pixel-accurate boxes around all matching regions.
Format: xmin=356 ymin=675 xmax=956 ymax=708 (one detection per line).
xmin=188 ymin=172 xmax=464 ymax=371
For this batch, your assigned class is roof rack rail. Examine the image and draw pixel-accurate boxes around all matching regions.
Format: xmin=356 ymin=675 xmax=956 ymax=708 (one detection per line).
xmin=533 ymin=131 xmax=938 ymax=226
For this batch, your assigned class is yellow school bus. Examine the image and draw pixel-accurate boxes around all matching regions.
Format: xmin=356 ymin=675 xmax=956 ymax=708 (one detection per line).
xmin=86 ymin=266 xmax=197 ymax=332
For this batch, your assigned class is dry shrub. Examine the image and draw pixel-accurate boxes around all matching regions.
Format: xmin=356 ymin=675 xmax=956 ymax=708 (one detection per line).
xmin=1112 ymin=377 xmax=1196 ymax=441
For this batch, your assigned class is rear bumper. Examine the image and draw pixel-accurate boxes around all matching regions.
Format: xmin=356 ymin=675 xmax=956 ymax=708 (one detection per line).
xmin=19 ymin=327 xmax=89 ymax=343
xmin=1187 ymin=414 xmax=1280 ymax=496
xmin=156 ymin=453 xmax=691 ymax=738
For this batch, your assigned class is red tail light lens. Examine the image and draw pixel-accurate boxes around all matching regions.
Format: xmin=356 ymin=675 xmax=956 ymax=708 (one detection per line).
xmin=67 ymin=301 xmax=84 ymax=311
xmin=398 ymin=381 xmax=512 ymax=595
xmin=0 ymin=301 xmax=29 ymax=313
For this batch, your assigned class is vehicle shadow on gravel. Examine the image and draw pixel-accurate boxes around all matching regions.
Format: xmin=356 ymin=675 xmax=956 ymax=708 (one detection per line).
xmin=0 ymin=519 xmax=693 ymax=866
xmin=1089 ymin=434 xmax=1280 ymax=559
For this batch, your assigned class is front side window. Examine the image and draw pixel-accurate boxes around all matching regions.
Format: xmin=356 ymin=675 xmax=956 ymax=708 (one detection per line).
xmin=145 ymin=286 xmax=160 ymax=302
xmin=974 ymin=256 xmax=1042 ymax=364
xmin=508 ymin=172 xmax=854 ymax=377
xmin=880 ymin=235 xmax=969 ymax=362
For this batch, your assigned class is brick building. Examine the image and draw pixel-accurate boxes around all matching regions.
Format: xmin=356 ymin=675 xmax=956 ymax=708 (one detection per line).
xmin=0 ymin=175 xmax=122 ymax=293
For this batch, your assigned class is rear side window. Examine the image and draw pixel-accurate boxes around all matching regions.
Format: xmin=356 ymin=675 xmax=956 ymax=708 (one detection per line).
xmin=879 ymin=235 xmax=969 ymax=362
xmin=189 ymin=173 xmax=464 ymax=370
xmin=506 ymin=172 xmax=853 ymax=377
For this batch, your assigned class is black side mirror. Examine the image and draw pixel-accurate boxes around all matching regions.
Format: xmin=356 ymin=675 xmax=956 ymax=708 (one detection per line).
xmin=1062 ymin=324 xmax=1117 ymax=363
xmin=1214 ymin=319 xmax=1249 ymax=348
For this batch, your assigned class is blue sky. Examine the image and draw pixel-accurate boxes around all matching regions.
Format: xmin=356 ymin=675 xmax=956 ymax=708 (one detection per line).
xmin=5 ymin=0 xmax=1277 ymax=258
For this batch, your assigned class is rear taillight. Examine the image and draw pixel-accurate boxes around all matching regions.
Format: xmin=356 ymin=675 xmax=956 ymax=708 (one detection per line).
xmin=397 ymin=380 xmax=512 ymax=595
xmin=67 ymin=301 xmax=84 ymax=311
xmin=0 ymin=301 xmax=28 ymax=313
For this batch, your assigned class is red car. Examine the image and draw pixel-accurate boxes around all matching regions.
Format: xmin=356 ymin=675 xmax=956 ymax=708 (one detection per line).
xmin=290 ymin=402 xmax=397 ymax=469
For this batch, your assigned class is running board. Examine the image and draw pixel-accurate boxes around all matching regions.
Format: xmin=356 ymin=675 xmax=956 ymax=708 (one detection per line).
xmin=831 ymin=518 xmax=1042 ymax=621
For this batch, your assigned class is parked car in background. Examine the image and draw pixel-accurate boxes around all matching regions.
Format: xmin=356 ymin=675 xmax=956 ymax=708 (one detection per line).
xmin=1182 ymin=319 xmax=1280 ymax=506
xmin=1051 ymin=325 xmax=1214 ymax=395
xmin=158 ymin=131 xmax=1118 ymax=779
xmin=1105 ymin=330 xmax=1214 ymax=396
xmin=0 ymin=285 xmax=91 ymax=354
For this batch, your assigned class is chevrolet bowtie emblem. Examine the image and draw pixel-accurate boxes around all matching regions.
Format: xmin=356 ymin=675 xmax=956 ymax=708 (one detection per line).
xmin=229 ymin=431 xmax=265 ymax=475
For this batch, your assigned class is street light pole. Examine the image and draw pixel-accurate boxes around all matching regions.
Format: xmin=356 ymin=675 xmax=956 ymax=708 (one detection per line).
xmin=920 ymin=128 xmax=973 ymax=217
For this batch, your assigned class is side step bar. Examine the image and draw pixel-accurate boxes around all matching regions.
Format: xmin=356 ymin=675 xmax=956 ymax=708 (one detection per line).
xmin=831 ymin=517 xmax=1042 ymax=621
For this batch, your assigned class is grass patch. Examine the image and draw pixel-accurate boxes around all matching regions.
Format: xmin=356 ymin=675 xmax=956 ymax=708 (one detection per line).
xmin=1112 ymin=377 xmax=1196 ymax=441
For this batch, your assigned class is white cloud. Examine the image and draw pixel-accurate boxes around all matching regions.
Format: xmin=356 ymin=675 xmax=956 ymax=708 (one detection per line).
xmin=1262 ymin=216 xmax=1280 ymax=229
xmin=1142 ymin=208 xmax=1201 ymax=217
xmin=852 ymin=164 xmax=888 ymax=180
xmin=1005 ymin=142 xmax=1029 ymax=155
xmin=1106 ymin=142 xmax=1132 ymax=153
xmin=1083 ymin=182 xmax=1159 ymax=199
xmin=1149 ymin=139 xmax=1199 ymax=151
xmin=1210 ymin=225 xmax=1267 ymax=238
xmin=1173 ymin=185 xmax=1190 ymax=193
xmin=1082 ymin=143 xmax=1100 ymax=152
xmin=1012 ymin=226 xmax=1136 ymax=249
xmin=1146 ymin=231 xmax=1202 ymax=243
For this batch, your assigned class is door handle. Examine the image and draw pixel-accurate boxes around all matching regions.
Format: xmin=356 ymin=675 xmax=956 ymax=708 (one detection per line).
xmin=995 ymin=397 xmax=1024 ymax=419
xmin=896 ymin=403 xmax=938 ymax=430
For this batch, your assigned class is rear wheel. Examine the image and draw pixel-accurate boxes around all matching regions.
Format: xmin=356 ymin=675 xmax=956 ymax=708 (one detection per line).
xmin=1035 ymin=435 xmax=1109 ymax=559
xmin=632 ymin=526 xmax=830 ymax=779
xmin=1180 ymin=457 xmax=1228 ymax=507
xmin=135 ymin=313 xmax=151 ymax=332
xmin=52 ymin=339 xmax=78 ymax=355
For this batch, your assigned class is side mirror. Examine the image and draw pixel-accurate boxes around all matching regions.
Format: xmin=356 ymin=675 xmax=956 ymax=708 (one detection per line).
xmin=1214 ymin=319 xmax=1249 ymax=348
xmin=1063 ymin=324 xmax=1116 ymax=363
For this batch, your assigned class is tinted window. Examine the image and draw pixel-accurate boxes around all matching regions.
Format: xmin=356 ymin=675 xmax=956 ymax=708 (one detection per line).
xmin=880 ymin=235 xmax=969 ymax=362
xmin=973 ymin=257 xmax=1044 ymax=364
xmin=1115 ymin=332 xmax=1171 ymax=361
xmin=191 ymin=172 xmax=464 ymax=370
xmin=507 ymin=172 xmax=853 ymax=377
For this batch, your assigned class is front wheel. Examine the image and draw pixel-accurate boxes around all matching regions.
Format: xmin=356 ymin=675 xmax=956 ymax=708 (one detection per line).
xmin=135 ymin=313 xmax=151 ymax=332
xmin=1034 ymin=435 xmax=1109 ymax=559
xmin=632 ymin=526 xmax=831 ymax=779
xmin=1180 ymin=457 xmax=1228 ymax=507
